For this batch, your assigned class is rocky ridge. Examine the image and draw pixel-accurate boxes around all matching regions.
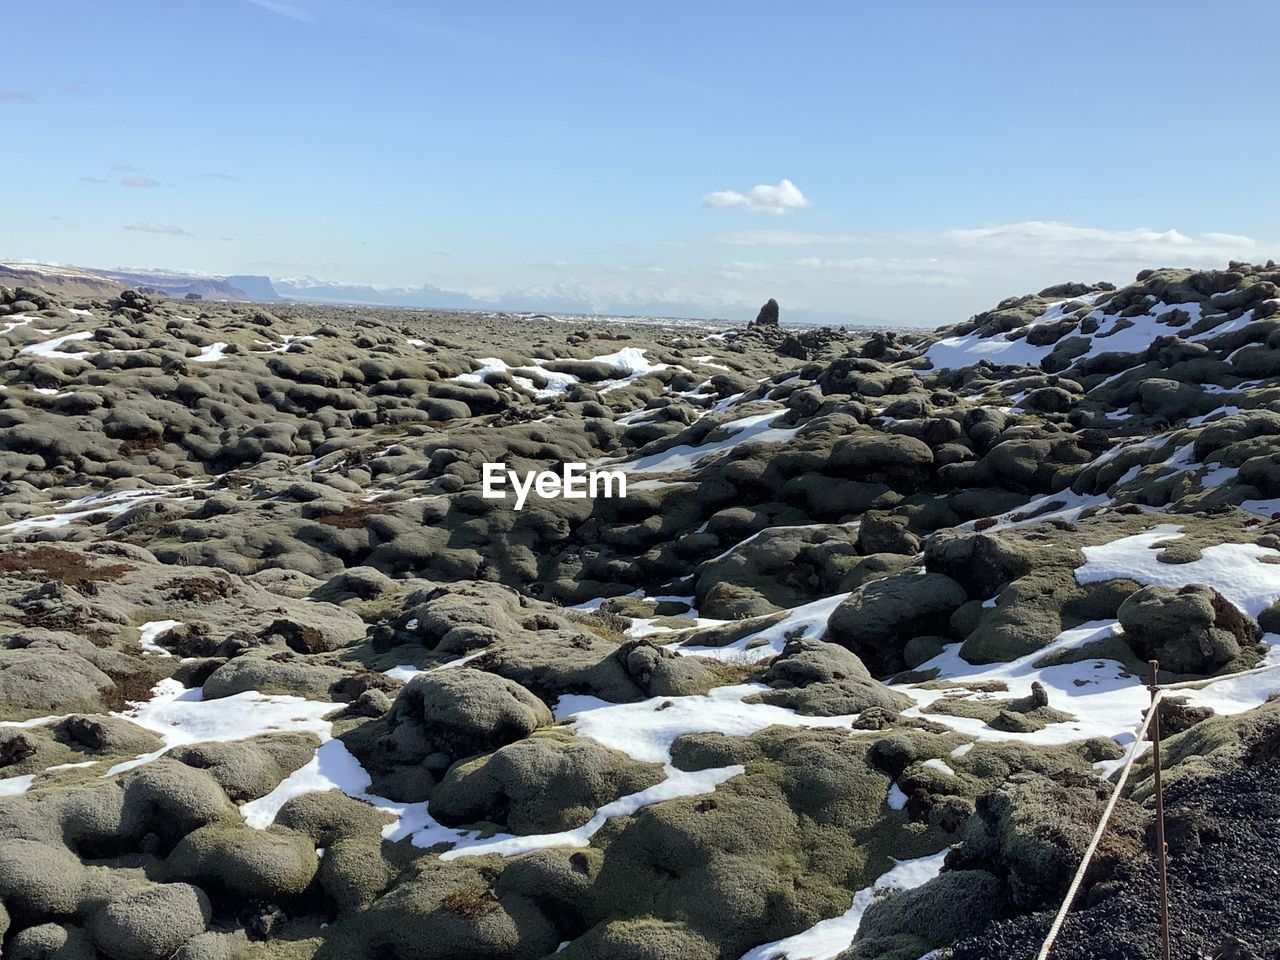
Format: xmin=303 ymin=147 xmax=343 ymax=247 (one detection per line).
xmin=1 ymin=264 xmax=1280 ymax=959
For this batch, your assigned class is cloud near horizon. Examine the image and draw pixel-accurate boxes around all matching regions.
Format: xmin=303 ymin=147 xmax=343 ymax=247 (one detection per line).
xmin=943 ymin=221 xmax=1262 ymax=267
xmin=720 ymin=229 xmax=862 ymax=246
xmin=124 ymin=223 xmax=191 ymax=236
xmin=795 ymin=256 xmax=969 ymax=288
xmin=718 ymin=220 xmax=1270 ymax=273
xmin=702 ymin=179 xmax=809 ymax=214
xmin=121 ymin=176 xmax=160 ymax=188
xmin=0 ymin=91 xmax=34 ymax=104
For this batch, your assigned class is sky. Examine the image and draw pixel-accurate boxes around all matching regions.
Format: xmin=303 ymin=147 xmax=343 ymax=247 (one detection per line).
xmin=2 ymin=0 xmax=1278 ymax=326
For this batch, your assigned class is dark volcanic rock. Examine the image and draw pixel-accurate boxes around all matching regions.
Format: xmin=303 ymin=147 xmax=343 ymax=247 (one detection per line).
xmin=751 ymin=298 xmax=780 ymax=328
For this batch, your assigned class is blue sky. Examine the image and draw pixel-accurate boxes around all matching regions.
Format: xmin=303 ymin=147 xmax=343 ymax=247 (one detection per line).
xmin=2 ymin=0 xmax=1277 ymax=325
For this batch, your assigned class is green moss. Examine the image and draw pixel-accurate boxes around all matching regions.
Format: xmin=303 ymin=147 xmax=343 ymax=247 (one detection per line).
xmin=579 ymin=726 xmax=952 ymax=957
xmin=1131 ymin=698 xmax=1280 ymax=800
xmin=923 ymin=694 xmax=1075 ymax=732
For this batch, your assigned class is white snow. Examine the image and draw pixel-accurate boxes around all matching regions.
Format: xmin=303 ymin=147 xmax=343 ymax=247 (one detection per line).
xmin=924 ymin=296 xmax=1214 ymax=374
xmin=1 ymin=485 xmax=198 ymax=534
xmin=620 ymin=410 xmax=800 ymax=475
xmin=455 ymin=356 xmax=581 ymax=400
xmin=440 ymin=764 xmax=744 ymax=860
xmin=1180 ymin=646 xmax=1280 ymax=716
xmin=20 ymin=330 xmax=96 ymax=359
xmin=525 ymin=365 xmax=581 ymax=398
xmin=894 ymin=621 xmax=1154 ymax=747
xmin=1075 ymin=524 xmax=1280 ymax=617
xmin=240 ymin=737 xmax=744 ymax=866
xmin=107 ymin=679 xmax=340 ymax=775
xmin=383 ymin=664 xmax=425 ymax=683
xmin=886 ymin=783 xmax=908 ymax=811
xmin=593 ymin=347 xmax=667 ymax=379
xmin=456 ymin=357 xmax=519 ymax=385
xmin=257 ymin=334 xmax=317 ymax=354
xmin=962 ymin=490 xmax=1113 ymax=532
xmin=382 ymin=650 xmax=486 ymax=684
xmin=739 ymin=849 xmax=949 ymax=960
xmin=691 ymin=355 xmax=734 ymax=371
xmin=672 ymin=592 xmax=850 ymax=664
xmin=555 ymin=684 xmax=860 ymax=765
xmin=137 ymin=619 xmax=181 ymax=657
xmin=191 ymin=342 xmax=229 ymax=363
xmin=1240 ymin=497 xmax=1280 ymax=518
xmin=1199 ymin=463 xmax=1237 ymax=487
xmin=1187 ymin=405 xmax=1240 ymax=427
xmin=242 ymin=738 xmax=371 ymax=828
xmin=2 ymin=315 xmax=37 ymax=335
xmin=0 ymin=774 xmax=36 ymax=797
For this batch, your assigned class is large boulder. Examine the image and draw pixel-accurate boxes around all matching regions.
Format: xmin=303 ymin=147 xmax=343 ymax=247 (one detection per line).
xmin=357 ymin=859 xmax=559 ymax=960
xmin=169 ymin=733 xmax=321 ymax=802
xmin=7 ymin=923 xmax=97 ymax=960
xmin=561 ymin=919 xmax=719 ymax=960
xmin=1117 ymin=584 xmax=1259 ymax=674
xmin=841 ymin=870 xmax=1004 ymax=960
xmin=758 ymin=639 xmax=912 ymax=715
xmin=0 ymin=650 xmax=116 ymax=720
xmin=0 ymin=838 xmax=88 ymax=916
xmin=168 ymin=824 xmax=319 ymax=899
xmin=89 ymin=883 xmax=212 ymax=960
xmin=948 ymin=771 xmax=1145 ymax=911
xmin=431 ymin=733 xmax=665 ymax=834
xmin=51 ymin=715 xmax=163 ymax=758
xmin=343 ymin=669 xmax=553 ymax=802
xmin=923 ymin=529 xmax=1032 ymax=599
xmin=831 ymin=434 xmax=934 ymax=482
xmin=826 ymin=572 xmax=968 ymax=675
xmin=750 ymin=298 xmax=780 ymax=329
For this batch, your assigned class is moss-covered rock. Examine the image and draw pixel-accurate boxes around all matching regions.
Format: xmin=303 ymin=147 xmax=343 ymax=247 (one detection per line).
xmin=88 ymin=883 xmax=212 ymax=960
xmin=947 ymin=771 xmax=1147 ymax=911
xmin=827 ymin=572 xmax=967 ymax=675
xmin=167 ymin=823 xmax=319 ymax=899
xmin=6 ymin=922 xmax=98 ymax=960
xmin=1117 ymin=583 xmax=1260 ymax=674
xmin=342 ymin=668 xmax=553 ymax=802
xmin=169 ymin=733 xmax=320 ymax=802
xmin=841 ymin=869 xmax=1004 ymax=960
xmin=433 ymin=731 xmax=665 ymax=834
xmin=757 ymin=639 xmax=912 ymax=715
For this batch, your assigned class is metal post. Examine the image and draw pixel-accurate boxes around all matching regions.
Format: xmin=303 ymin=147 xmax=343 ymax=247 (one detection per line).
xmin=1148 ymin=660 xmax=1171 ymax=960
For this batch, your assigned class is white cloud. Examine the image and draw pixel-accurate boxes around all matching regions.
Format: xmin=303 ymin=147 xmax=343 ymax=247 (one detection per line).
xmin=943 ymin=221 xmax=1260 ymax=267
xmin=120 ymin=176 xmax=160 ymax=188
xmin=796 ymin=257 xmax=969 ymax=288
xmin=124 ymin=223 xmax=191 ymax=236
xmin=719 ymin=229 xmax=861 ymax=246
xmin=702 ymin=179 xmax=809 ymax=214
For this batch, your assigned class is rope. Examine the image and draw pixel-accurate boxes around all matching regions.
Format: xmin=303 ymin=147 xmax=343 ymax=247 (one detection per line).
xmin=1033 ymin=689 xmax=1164 ymax=960
xmin=1035 ymin=659 xmax=1280 ymax=958
xmin=1161 ymin=660 xmax=1280 ymax=691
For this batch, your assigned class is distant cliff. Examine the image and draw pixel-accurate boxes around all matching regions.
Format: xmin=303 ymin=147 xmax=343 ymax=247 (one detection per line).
xmin=0 ymin=262 xmax=280 ymax=302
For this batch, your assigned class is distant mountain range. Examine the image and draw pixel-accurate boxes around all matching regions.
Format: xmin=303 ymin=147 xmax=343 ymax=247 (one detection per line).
xmin=0 ymin=260 xmax=885 ymax=327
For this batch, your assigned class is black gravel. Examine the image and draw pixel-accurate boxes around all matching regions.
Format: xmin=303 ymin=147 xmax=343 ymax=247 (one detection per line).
xmin=948 ymin=734 xmax=1280 ymax=960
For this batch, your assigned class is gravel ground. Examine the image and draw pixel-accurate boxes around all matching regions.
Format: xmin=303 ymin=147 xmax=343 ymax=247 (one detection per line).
xmin=949 ymin=731 xmax=1280 ymax=960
